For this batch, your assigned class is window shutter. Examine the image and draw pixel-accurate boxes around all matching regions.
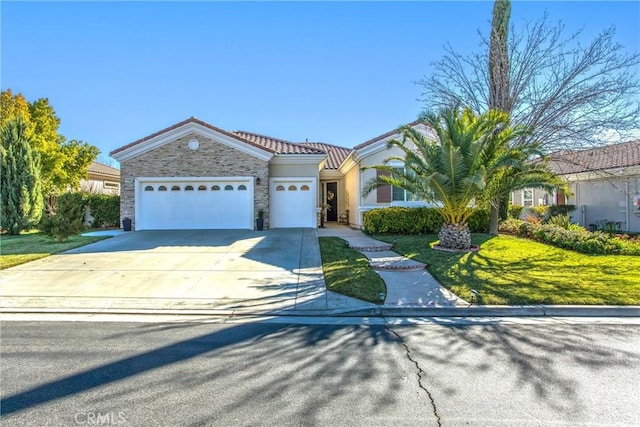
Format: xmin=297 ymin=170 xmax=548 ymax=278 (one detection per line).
xmin=376 ymin=170 xmax=391 ymax=203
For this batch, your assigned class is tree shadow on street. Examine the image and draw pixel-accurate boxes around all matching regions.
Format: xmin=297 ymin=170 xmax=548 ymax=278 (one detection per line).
xmin=1 ymin=319 xmax=638 ymax=425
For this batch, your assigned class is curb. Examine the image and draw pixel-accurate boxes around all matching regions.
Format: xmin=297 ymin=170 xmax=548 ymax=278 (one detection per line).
xmin=343 ymin=305 xmax=640 ymax=317
xmin=2 ymin=305 xmax=639 ymax=318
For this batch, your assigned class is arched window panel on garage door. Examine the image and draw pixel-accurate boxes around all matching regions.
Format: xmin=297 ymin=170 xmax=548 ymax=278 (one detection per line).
xmin=276 ymin=185 xmax=285 ymax=191
xmin=158 ymin=185 xmax=167 ymax=191
xmin=301 ymin=185 xmax=310 ymax=191
xmin=144 ymin=185 xmax=154 ymax=191
xmin=212 ymin=185 xmax=220 ymax=191
xmin=185 ymin=185 xmax=194 ymax=191
xmin=198 ymin=185 xmax=207 ymax=191
xmin=238 ymin=184 xmax=247 ymax=190
xmin=288 ymin=185 xmax=297 ymax=191
xmin=171 ymin=185 xmax=180 ymax=191
xmin=224 ymin=185 xmax=234 ymax=191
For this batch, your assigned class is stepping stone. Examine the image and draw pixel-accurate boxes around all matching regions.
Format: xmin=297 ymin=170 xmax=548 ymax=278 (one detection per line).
xmin=363 ymin=251 xmax=427 ymax=271
xmin=349 ymin=243 xmax=393 ymax=252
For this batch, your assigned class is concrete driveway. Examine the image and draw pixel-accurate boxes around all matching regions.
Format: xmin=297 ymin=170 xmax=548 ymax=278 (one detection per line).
xmin=0 ymin=229 xmax=367 ymax=314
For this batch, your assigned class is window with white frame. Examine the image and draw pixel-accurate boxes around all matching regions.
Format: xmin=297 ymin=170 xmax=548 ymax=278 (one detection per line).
xmin=523 ymin=189 xmax=534 ymax=207
xmin=391 ymin=166 xmax=421 ymax=202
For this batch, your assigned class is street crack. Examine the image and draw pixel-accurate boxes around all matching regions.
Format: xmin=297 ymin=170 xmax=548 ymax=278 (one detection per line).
xmin=386 ymin=323 xmax=442 ymax=427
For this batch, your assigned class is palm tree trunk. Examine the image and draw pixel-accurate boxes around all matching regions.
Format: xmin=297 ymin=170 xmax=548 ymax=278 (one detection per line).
xmin=490 ymin=204 xmax=500 ymax=235
xmin=438 ymin=223 xmax=472 ymax=250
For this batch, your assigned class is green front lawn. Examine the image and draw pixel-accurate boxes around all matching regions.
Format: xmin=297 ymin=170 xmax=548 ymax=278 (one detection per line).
xmin=319 ymin=237 xmax=386 ymax=304
xmin=0 ymin=232 xmax=109 ymax=269
xmin=374 ymin=234 xmax=640 ymax=305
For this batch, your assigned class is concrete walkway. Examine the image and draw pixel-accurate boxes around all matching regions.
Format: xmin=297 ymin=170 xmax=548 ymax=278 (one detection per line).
xmin=317 ymin=225 xmax=469 ymax=308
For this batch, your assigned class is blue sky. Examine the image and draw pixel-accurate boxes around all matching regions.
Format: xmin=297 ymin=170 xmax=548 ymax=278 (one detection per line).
xmin=2 ymin=1 xmax=639 ymax=164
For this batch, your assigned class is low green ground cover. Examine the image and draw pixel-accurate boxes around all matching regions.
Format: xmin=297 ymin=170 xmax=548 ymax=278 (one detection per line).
xmin=0 ymin=231 xmax=108 ymax=269
xmin=318 ymin=237 xmax=386 ymax=304
xmin=375 ymin=233 xmax=640 ymax=305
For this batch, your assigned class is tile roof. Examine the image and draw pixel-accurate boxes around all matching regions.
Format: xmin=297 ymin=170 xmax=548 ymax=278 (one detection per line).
xmin=110 ymin=117 xmax=273 ymax=157
xmin=298 ymin=142 xmax=353 ymax=169
xmin=232 ymin=131 xmax=326 ymax=155
xmin=109 ymin=117 xmax=434 ymax=171
xmin=88 ymin=161 xmax=120 ymax=178
xmin=547 ymin=140 xmax=640 ymax=175
xmin=353 ymin=119 xmax=427 ymax=150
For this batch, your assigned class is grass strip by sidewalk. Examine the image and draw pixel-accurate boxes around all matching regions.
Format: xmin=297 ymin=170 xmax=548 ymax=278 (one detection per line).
xmin=374 ymin=233 xmax=640 ymax=305
xmin=1 ymin=232 xmax=109 ymax=269
xmin=319 ymin=237 xmax=386 ymax=304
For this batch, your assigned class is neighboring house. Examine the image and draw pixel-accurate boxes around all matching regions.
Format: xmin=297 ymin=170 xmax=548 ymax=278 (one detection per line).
xmin=80 ymin=161 xmax=121 ymax=195
xmin=109 ymin=117 xmax=436 ymax=231
xmin=512 ymin=140 xmax=640 ymax=232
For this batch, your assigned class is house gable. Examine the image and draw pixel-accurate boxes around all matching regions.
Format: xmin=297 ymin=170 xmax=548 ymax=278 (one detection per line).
xmin=110 ymin=117 xmax=273 ymax=163
xmin=353 ymin=120 xmax=435 ymax=161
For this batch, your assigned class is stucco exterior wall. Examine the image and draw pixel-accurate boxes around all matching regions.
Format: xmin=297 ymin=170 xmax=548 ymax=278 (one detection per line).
xmin=343 ymin=166 xmax=360 ymax=227
xmin=358 ymin=145 xmax=409 ymax=207
xmin=119 ymin=132 xmax=269 ymax=229
xmin=270 ymin=163 xmax=318 ymax=177
xmin=568 ymin=177 xmax=640 ymax=233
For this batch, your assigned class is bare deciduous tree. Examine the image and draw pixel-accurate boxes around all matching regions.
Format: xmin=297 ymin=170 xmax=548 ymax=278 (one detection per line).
xmin=419 ymin=13 xmax=640 ymax=152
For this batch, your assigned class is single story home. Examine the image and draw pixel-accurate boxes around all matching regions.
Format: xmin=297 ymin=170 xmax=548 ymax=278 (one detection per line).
xmin=512 ymin=140 xmax=640 ymax=233
xmin=80 ymin=161 xmax=121 ymax=195
xmin=109 ymin=117 xmax=435 ymax=231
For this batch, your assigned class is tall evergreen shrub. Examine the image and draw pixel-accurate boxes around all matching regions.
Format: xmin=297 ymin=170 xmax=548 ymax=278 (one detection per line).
xmin=0 ymin=117 xmax=43 ymax=234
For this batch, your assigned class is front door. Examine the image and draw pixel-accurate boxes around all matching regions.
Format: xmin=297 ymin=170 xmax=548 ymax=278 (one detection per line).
xmin=326 ymin=182 xmax=338 ymax=222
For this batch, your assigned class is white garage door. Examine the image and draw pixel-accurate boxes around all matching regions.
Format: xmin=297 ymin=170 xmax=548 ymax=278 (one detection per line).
xmin=270 ymin=178 xmax=316 ymax=228
xmin=137 ymin=178 xmax=252 ymax=230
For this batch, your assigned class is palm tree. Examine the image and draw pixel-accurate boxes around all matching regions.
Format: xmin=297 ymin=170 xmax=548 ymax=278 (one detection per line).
xmin=363 ymin=107 xmax=562 ymax=250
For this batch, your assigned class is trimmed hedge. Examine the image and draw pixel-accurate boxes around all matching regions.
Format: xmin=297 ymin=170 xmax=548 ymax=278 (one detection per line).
xmin=499 ymin=218 xmax=640 ymax=255
xmin=362 ymin=207 xmax=490 ymax=234
xmin=40 ymin=192 xmax=120 ymax=230
xmin=533 ymin=225 xmax=640 ymax=255
xmin=86 ymin=193 xmax=120 ymax=228
xmin=468 ymin=208 xmax=490 ymax=233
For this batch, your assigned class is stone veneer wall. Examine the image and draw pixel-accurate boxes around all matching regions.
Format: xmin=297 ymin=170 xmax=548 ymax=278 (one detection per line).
xmin=120 ymin=132 xmax=270 ymax=229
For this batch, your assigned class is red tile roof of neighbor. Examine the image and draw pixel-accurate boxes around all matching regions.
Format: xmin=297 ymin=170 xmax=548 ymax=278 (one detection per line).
xmin=88 ymin=162 xmax=120 ymax=178
xmin=547 ymin=140 xmax=640 ymax=175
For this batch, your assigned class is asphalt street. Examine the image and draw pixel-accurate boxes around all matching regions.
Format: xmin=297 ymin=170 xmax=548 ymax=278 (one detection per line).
xmin=1 ymin=318 xmax=639 ymax=426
